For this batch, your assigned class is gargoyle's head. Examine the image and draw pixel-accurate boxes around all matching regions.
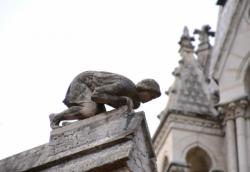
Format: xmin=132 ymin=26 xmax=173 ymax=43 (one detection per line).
xmin=136 ymin=79 xmax=161 ymax=103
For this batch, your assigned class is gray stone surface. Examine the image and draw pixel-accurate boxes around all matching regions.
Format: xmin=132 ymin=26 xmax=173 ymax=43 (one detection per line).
xmin=0 ymin=106 xmax=157 ymax=172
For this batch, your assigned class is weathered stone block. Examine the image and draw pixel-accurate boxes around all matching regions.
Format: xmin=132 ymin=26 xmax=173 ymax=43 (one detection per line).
xmin=0 ymin=106 xmax=157 ymax=172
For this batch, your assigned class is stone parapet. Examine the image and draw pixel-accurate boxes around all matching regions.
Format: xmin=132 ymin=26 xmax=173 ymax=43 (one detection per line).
xmin=0 ymin=106 xmax=157 ymax=172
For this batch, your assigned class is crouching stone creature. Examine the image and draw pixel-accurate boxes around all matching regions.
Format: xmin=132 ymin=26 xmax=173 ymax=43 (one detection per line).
xmin=49 ymin=71 xmax=161 ymax=129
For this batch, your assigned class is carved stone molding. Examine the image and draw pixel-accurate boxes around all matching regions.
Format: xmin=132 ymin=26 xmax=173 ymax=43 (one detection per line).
xmin=153 ymin=113 xmax=222 ymax=154
xmin=225 ymin=102 xmax=236 ymax=121
xmin=218 ymin=99 xmax=249 ymax=123
xmin=235 ymin=99 xmax=248 ymax=118
xmin=167 ymin=114 xmax=221 ymax=130
xmin=166 ymin=162 xmax=190 ymax=172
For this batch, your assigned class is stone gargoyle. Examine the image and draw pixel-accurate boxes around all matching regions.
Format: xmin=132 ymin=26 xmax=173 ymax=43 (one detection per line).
xmin=49 ymin=71 xmax=161 ymax=129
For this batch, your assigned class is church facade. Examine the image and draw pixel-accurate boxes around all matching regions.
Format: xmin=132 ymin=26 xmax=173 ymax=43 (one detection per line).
xmin=153 ymin=0 xmax=250 ymax=172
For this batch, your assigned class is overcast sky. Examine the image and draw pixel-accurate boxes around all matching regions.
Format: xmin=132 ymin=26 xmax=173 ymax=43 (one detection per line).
xmin=0 ymin=0 xmax=219 ymax=159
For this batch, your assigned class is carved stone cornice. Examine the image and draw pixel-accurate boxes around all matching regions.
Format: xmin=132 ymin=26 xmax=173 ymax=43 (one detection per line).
xmin=223 ymin=102 xmax=236 ymax=121
xmin=167 ymin=114 xmax=221 ymax=130
xmin=235 ymin=99 xmax=248 ymax=118
xmin=166 ymin=162 xmax=190 ymax=172
xmin=153 ymin=113 xmax=222 ymax=154
xmin=218 ymin=99 xmax=249 ymax=123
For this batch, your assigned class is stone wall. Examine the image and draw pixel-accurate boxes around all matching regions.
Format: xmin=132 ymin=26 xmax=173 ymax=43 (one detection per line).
xmin=0 ymin=106 xmax=157 ymax=172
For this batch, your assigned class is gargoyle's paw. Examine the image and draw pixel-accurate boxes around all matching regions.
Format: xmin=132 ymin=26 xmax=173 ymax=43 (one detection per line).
xmin=49 ymin=113 xmax=60 ymax=129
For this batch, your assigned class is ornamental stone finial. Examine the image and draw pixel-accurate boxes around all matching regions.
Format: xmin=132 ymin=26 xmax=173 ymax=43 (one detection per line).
xmin=194 ymin=25 xmax=215 ymax=46
xmin=183 ymin=26 xmax=190 ymax=37
xmin=179 ymin=26 xmax=195 ymax=51
xmin=194 ymin=25 xmax=215 ymax=77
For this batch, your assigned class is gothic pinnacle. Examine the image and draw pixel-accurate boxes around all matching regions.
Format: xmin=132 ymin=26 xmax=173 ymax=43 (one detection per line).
xmin=178 ymin=26 xmax=195 ymax=51
xmin=194 ymin=25 xmax=215 ymax=46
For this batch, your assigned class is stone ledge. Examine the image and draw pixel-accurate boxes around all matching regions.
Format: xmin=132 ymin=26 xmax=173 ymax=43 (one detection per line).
xmin=0 ymin=106 xmax=157 ymax=172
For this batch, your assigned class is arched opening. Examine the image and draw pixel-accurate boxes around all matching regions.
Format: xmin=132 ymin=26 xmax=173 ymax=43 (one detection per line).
xmin=162 ymin=156 xmax=169 ymax=172
xmin=244 ymin=65 xmax=250 ymax=96
xmin=186 ymin=147 xmax=212 ymax=172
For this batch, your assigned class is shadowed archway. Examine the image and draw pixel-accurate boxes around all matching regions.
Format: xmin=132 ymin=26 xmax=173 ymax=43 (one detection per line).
xmin=186 ymin=146 xmax=212 ymax=172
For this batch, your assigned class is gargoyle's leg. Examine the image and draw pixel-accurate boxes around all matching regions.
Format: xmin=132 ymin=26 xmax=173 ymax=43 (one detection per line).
xmin=50 ymin=102 xmax=98 ymax=129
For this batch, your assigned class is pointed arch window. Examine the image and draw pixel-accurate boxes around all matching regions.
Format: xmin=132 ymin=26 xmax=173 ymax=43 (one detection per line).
xmin=186 ymin=147 xmax=212 ymax=172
